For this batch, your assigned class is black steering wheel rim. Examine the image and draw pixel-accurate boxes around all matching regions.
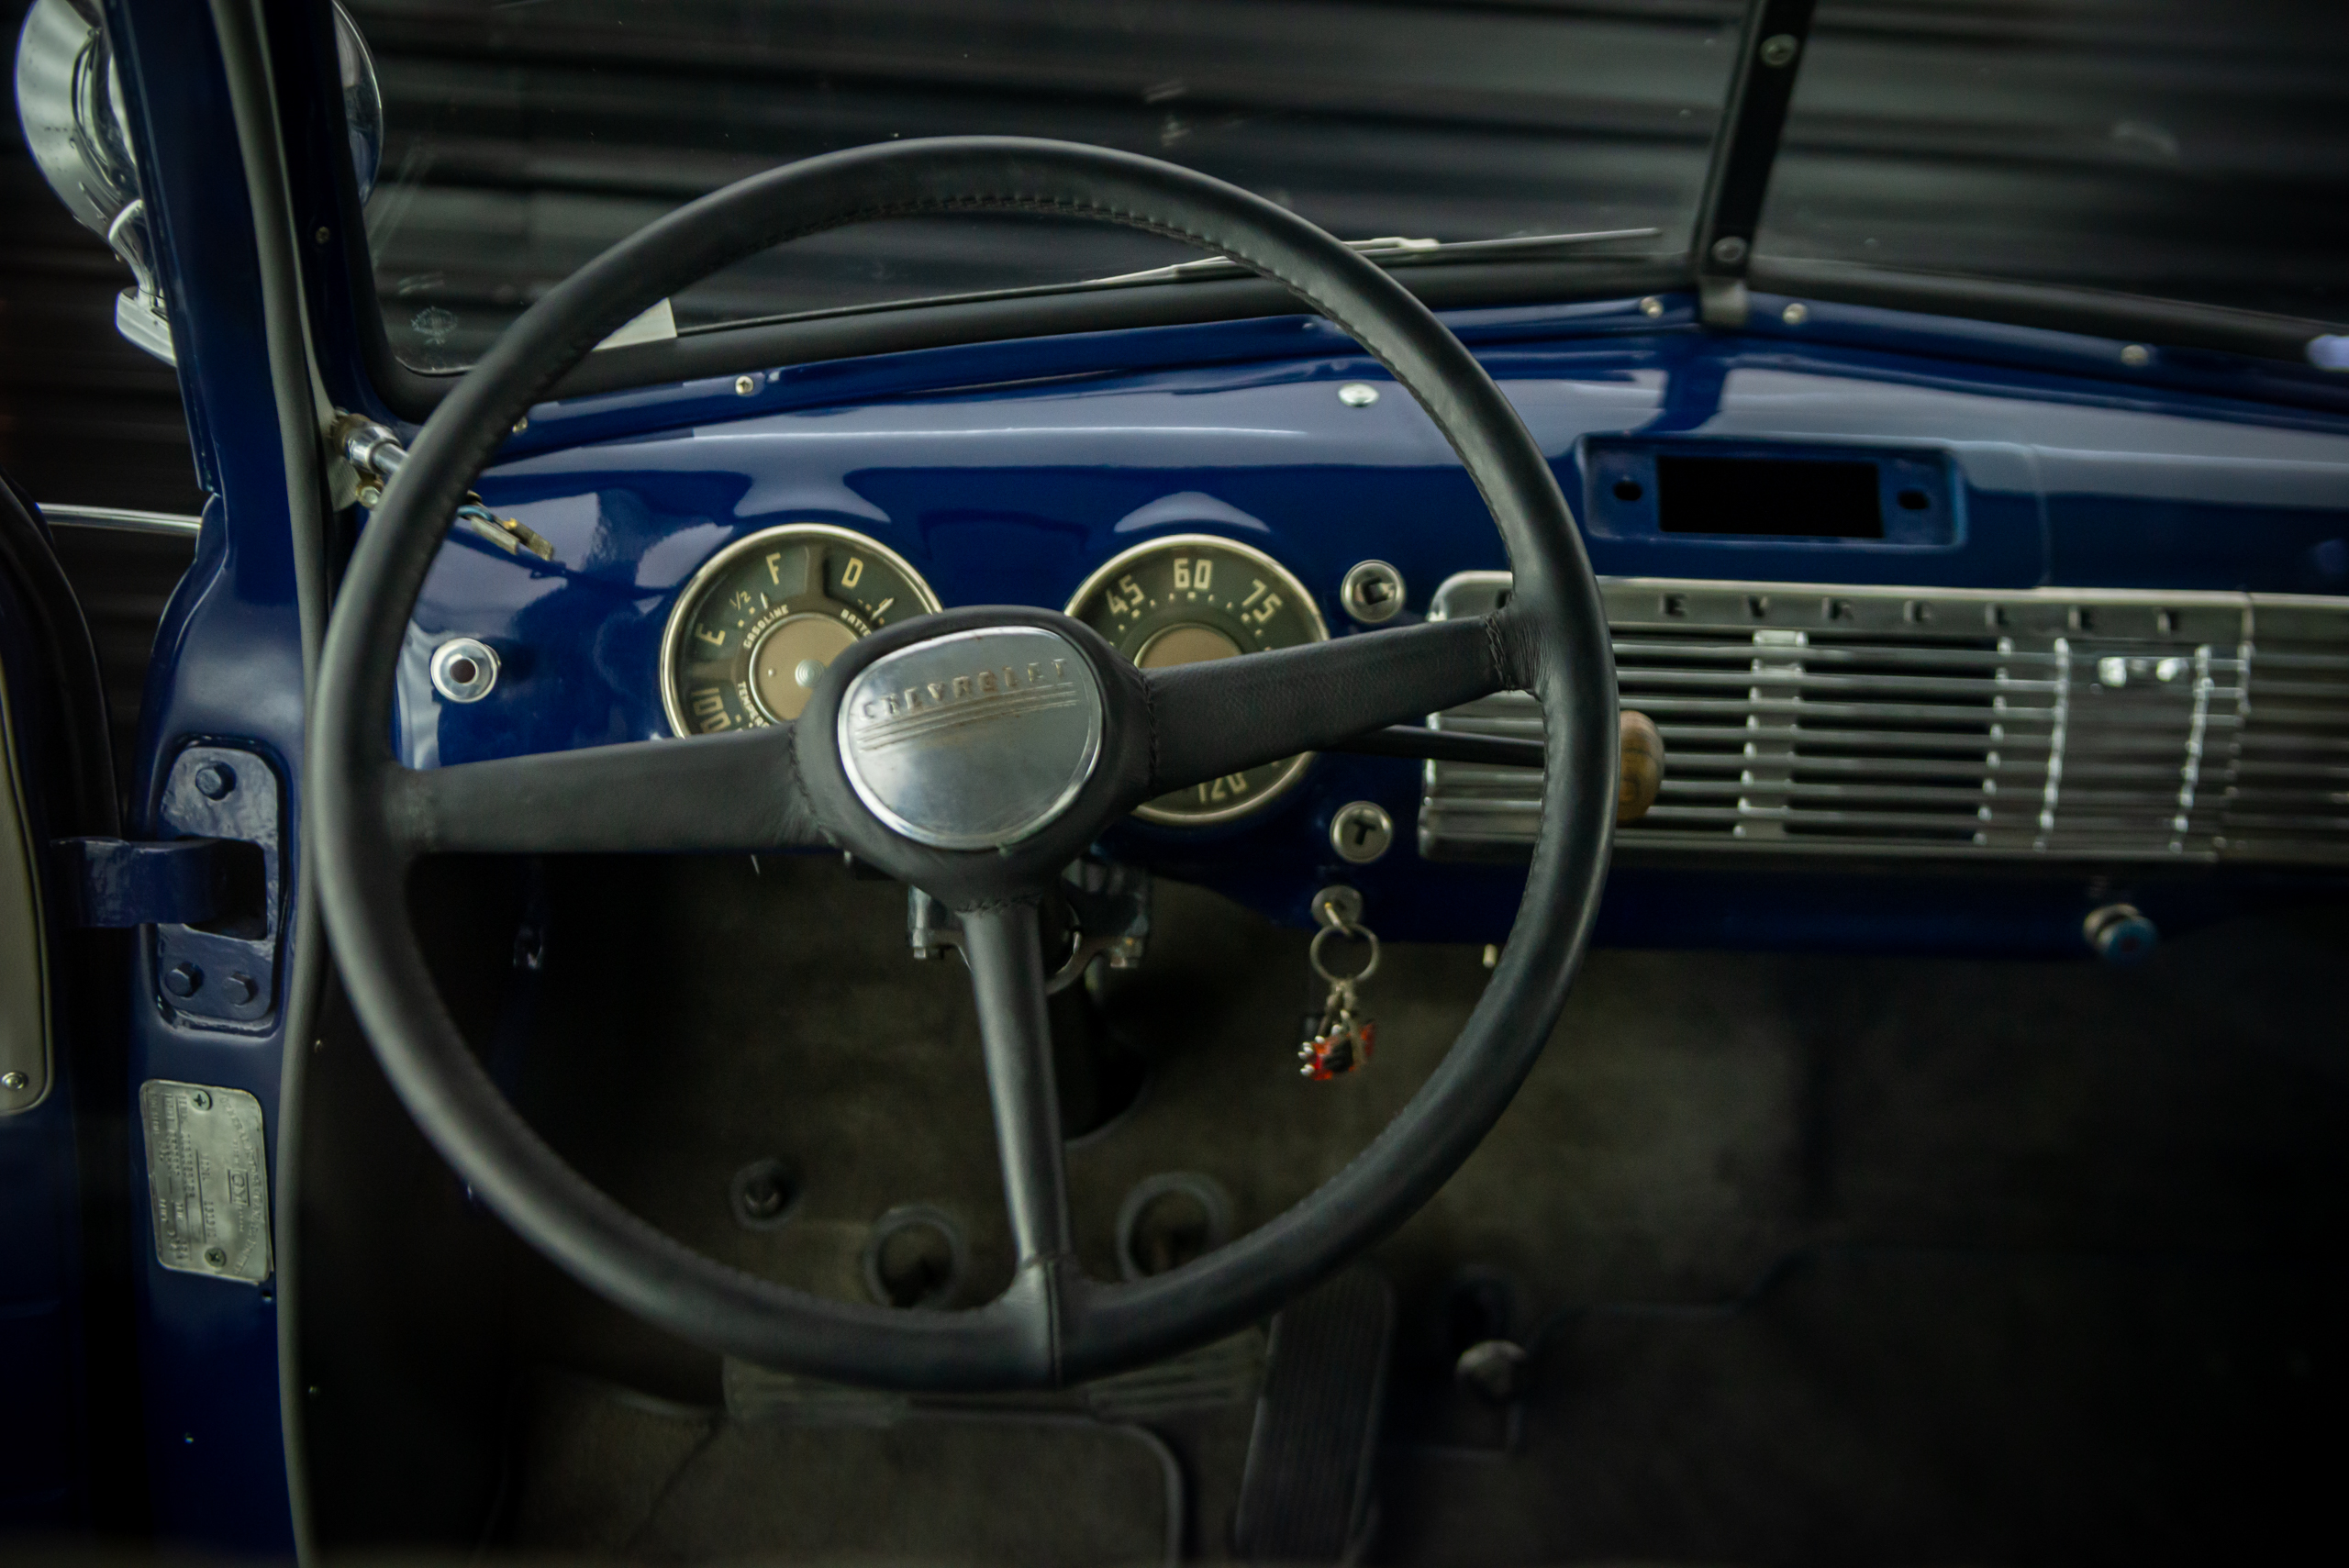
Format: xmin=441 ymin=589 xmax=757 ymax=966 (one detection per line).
xmin=313 ymin=137 xmax=1618 ymax=1390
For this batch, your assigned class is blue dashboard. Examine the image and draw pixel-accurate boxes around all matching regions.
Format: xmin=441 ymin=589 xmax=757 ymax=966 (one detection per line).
xmin=397 ymin=290 xmax=2349 ymax=952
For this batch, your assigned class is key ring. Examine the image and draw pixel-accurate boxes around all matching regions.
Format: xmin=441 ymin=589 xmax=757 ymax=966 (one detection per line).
xmin=1309 ymin=920 xmax=1381 ymax=986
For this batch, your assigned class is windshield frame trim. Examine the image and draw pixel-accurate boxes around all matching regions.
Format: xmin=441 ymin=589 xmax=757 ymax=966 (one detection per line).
xmin=280 ymin=4 xmax=2346 ymax=427
xmin=1692 ymin=0 xmax=1817 ymax=327
xmin=352 ymin=256 xmax=1692 ymax=422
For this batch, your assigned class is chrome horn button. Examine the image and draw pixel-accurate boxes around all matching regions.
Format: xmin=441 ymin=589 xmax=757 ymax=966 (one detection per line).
xmin=837 ymin=626 xmax=1105 ymax=850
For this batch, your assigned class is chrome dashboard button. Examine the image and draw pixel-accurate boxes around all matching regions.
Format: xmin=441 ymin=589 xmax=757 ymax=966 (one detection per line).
xmin=837 ymin=627 xmax=1104 ymax=851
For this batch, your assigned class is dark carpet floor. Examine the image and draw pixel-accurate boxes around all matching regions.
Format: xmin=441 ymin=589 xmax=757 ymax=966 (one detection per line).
xmin=341 ymin=852 xmax=2348 ymax=1564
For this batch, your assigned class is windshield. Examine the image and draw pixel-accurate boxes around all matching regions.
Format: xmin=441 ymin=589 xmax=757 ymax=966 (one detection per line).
xmin=1762 ymin=0 xmax=2349 ymax=323
xmin=351 ymin=1 xmax=2349 ymax=374
xmin=349 ymin=0 xmax=1742 ymax=371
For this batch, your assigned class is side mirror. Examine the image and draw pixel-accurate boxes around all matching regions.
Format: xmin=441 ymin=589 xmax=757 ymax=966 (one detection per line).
xmin=11 ymin=0 xmax=384 ymax=364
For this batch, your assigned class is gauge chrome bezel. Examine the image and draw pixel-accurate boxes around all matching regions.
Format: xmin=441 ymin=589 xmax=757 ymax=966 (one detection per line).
xmin=1063 ymin=531 xmax=1330 ymax=826
xmin=659 ymin=521 xmax=941 ymax=739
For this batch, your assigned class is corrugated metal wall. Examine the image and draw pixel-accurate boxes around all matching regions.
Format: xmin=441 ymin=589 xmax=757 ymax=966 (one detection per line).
xmin=5 ymin=0 xmax=2346 ymax=513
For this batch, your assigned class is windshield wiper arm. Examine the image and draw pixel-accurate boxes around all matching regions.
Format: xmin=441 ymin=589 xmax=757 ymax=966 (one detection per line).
xmin=1086 ymin=227 xmax=1663 ymax=286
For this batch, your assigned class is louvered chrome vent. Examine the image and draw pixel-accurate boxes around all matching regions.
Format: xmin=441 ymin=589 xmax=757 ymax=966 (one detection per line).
xmin=2227 ymin=599 xmax=2349 ymax=863
xmin=1420 ymin=573 xmax=2349 ymax=866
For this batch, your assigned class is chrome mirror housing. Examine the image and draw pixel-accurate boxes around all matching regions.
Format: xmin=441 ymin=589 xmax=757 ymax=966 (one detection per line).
xmin=12 ymin=0 xmax=384 ymax=364
xmin=335 ymin=1 xmax=382 ymax=207
xmin=15 ymin=0 xmax=136 ymax=236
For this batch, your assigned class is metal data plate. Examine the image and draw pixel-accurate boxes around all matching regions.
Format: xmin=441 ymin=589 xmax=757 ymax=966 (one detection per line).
xmin=139 ymin=1080 xmax=272 ymax=1284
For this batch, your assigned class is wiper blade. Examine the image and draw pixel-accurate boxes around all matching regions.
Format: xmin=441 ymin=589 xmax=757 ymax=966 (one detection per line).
xmin=1087 ymin=227 xmax=1663 ymax=286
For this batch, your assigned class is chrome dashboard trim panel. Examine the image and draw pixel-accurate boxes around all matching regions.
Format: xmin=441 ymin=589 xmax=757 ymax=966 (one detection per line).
xmin=1425 ymin=572 xmax=2349 ymax=866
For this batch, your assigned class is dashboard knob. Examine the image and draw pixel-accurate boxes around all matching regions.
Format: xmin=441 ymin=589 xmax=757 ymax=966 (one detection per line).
xmin=2084 ymin=903 xmax=2158 ymax=963
xmin=429 ymin=637 xmax=500 ymax=704
xmin=1340 ymin=560 xmax=1407 ymax=625
xmin=1618 ymin=710 xmax=1664 ymax=823
xmin=1330 ymin=801 xmax=1396 ymax=864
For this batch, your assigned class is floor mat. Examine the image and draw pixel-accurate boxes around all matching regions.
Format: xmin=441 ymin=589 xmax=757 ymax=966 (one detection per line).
xmin=1374 ymin=1248 xmax=2348 ymax=1567
xmin=511 ymin=1375 xmax=1180 ymax=1566
xmin=473 ymin=859 xmax=2349 ymax=1562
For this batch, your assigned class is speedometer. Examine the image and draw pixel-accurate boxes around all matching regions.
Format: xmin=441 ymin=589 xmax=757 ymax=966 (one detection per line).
xmin=1064 ymin=533 xmax=1328 ymax=824
xmin=660 ymin=523 xmax=939 ymax=735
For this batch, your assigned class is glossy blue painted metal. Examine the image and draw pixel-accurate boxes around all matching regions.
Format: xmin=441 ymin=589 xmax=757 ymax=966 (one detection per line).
xmin=1578 ymin=439 xmax=1958 ymax=548
xmin=0 ymin=1092 xmax=85 ymax=1530
xmin=101 ymin=0 xmax=303 ymax=1553
xmin=0 ymin=565 xmax=93 ymax=1528
xmin=386 ymin=303 xmax=2349 ymax=947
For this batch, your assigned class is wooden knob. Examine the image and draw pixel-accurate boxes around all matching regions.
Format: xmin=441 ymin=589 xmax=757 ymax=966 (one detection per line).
xmin=1618 ymin=710 xmax=1664 ymax=824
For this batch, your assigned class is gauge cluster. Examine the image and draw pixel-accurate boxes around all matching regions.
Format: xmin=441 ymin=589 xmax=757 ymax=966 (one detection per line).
xmin=660 ymin=524 xmax=940 ymax=735
xmin=647 ymin=524 xmax=1354 ymax=830
xmin=1063 ymin=535 xmax=1329 ymax=824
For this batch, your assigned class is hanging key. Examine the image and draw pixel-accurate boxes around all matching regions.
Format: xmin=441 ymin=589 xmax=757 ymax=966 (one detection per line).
xmin=1299 ymin=904 xmax=1380 ymax=1081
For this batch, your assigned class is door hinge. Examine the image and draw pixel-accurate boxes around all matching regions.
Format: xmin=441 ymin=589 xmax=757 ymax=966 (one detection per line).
xmin=57 ymin=746 xmax=287 ymax=1027
xmin=51 ymin=835 xmax=259 ymax=928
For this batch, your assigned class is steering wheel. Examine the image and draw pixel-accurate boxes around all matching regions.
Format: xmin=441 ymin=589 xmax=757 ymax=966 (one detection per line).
xmin=314 ymin=138 xmax=1617 ymax=1391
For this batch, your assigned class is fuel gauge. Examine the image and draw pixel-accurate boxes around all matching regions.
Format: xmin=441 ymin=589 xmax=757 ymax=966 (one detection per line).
xmin=661 ymin=523 xmax=940 ymax=734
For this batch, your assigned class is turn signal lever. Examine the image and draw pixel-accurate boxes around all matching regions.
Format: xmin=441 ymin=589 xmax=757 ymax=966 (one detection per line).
xmin=1332 ymin=709 xmax=1667 ymax=824
xmin=334 ymin=415 xmax=555 ymax=560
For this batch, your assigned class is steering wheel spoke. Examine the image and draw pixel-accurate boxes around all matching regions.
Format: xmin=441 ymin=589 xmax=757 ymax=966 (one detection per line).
xmin=385 ymin=724 xmax=826 ymax=856
xmin=958 ymin=902 xmax=1077 ymax=1273
xmin=1142 ymin=614 xmax=1520 ymax=798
